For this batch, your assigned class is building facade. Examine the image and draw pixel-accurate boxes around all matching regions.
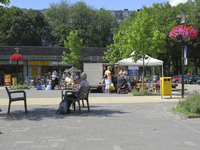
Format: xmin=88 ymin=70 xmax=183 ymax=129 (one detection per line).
xmin=0 ymin=46 xmax=107 ymax=85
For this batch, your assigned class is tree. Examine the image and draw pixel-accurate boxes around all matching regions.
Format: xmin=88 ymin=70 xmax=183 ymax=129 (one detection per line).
xmin=105 ymin=11 xmax=166 ymax=87
xmin=0 ymin=0 xmax=12 ymax=26
xmin=62 ymin=31 xmax=88 ymax=77
xmin=45 ymin=0 xmax=119 ymax=47
xmin=44 ymin=0 xmax=72 ymax=46
xmin=0 ymin=7 xmax=53 ymax=46
xmin=89 ymin=8 xmax=119 ymax=47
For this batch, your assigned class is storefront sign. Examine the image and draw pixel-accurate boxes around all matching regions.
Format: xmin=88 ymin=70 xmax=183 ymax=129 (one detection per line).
xmin=28 ymin=61 xmax=68 ymax=66
xmin=29 ymin=61 xmax=50 ymax=66
xmin=4 ymin=74 xmax=11 ymax=86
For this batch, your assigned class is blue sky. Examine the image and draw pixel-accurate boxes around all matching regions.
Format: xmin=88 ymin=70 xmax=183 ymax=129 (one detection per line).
xmin=5 ymin=0 xmax=190 ymax=10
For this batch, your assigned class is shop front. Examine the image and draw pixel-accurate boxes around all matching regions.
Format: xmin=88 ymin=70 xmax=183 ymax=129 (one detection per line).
xmin=27 ymin=60 xmax=71 ymax=79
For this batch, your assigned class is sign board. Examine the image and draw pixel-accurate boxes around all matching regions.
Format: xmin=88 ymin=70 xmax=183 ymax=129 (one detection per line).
xmin=128 ymin=66 xmax=139 ymax=80
xmin=28 ymin=61 xmax=70 ymax=66
xmin=4 ymin=74 xmax=11 ymax=86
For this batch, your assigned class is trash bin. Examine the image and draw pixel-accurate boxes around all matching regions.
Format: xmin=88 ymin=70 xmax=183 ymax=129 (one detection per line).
xmin=160 ymin=77 xmax=172 ymax=98
xmin=12 ymin=78 xmax=17 ymax=86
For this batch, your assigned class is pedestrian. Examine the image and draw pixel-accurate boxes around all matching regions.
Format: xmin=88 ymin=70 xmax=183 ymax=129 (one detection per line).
xmin=65 ymin=73 xmax=74 ymax=88
xmin=51 ymin=72 xmax=58 ymax=90
xmin=62 ymin=72 xmax=66 ymax=80
xmin=48 ymin=72 xmax=52 ymax=80
xmin=38 ymin=73 xmax=41 ymax=80
xmin=104 ymin=66 xmax=112 ymax=94
xmin=54 ymin=71 xmax=58 ymax=77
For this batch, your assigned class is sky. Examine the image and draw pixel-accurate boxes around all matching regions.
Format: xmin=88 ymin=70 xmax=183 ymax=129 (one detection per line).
xmin=1 ymin=0 xmax=193 ymax=10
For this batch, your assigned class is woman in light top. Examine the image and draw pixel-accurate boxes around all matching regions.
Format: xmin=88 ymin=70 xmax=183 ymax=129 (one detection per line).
xmin=104 ymin=66 xmax=112 ymax=94
xmin=65 ymin=73 xmax=74 ymax=88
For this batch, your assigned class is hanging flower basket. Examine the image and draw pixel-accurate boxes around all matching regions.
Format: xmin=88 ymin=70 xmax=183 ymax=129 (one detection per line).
xmin=168 ymin=23 xmax=198 ymax=42
xmin=10 ymin=54 xmax=24 ymax=61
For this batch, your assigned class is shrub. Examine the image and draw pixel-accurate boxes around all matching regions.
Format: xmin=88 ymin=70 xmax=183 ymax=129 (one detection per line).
xmin=174 ymin=91 xmax=200 ymax=115
xmin=10 ymin=84 xmax=30 ymax=90
xmin=131 ymin=89 xmax=153 ymax=95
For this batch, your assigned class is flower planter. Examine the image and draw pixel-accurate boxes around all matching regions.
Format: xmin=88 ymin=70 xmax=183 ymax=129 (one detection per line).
xmin=169 ymin=24 xmax=198 ymax=42
xmin=149 ymin=85 xmax=153 ymax=88
xmin=177 ymin=35 xmax=190 ymax=42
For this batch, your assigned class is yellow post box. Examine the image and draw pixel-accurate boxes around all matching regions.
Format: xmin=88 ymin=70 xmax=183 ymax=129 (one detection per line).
xmin=160 ymin=77 xmax=172 ymax=98
xmin=12 ymin=78 xmax=17 ymax=86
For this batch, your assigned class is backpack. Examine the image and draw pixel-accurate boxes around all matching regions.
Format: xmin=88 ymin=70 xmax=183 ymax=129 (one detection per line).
xmin=59 ymin=100 xmax=68 ymax=114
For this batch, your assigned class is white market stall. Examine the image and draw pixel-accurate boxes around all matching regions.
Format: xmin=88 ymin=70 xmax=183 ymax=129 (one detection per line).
xmin=64 ymin=66 xmax=81 ymax=79
xmin=116 ymin=54 xmax=164 ymax=77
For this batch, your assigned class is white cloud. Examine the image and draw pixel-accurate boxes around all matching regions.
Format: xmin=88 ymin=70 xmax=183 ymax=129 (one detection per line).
xmin=169 ymin=0 xmax=194 ymax=6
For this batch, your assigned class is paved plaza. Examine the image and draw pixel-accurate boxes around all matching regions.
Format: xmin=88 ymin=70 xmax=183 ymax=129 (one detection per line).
xmin=0 ymin=87 xmax=200 ymax=150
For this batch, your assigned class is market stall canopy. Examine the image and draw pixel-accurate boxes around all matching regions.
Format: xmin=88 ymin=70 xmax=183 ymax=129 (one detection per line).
xmin=117 ymin=54 xmax=163 ymax=66
xmin=64 ymin=67 xmax=81 ymax=73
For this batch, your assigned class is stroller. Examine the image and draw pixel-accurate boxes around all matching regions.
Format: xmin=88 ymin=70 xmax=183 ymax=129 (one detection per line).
xmin=117 ymin=76 xmax=129 ymax=94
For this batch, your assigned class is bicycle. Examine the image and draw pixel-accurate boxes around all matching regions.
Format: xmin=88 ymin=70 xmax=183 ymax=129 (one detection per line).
xmin=23 ymin=76 xmax=31 ymax=87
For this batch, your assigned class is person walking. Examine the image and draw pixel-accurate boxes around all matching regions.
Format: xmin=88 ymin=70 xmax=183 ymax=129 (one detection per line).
xmin=104 ymin=66 xmax=112 ymax=94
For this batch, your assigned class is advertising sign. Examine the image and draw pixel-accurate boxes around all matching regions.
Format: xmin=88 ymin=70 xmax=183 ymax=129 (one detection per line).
xmin=128 ymin=66 xmax=139 ymax=80
xmin=4 ymin=74 xmax=11 ymax=86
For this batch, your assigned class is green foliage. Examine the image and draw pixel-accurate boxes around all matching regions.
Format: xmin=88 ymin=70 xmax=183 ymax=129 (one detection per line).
xmin=0 ymin=7 xmax=53 ymax=46
xmin=45 ymin=1 xmax=119 ymax=47
xmin=63 ymin=31 xmax=87 ymax=66
xmin=10 ymin=84 xmax=30 ymax=89
xmin=105 ymin=10 xmax=166 ymax=88
xmin=0 ymin=0 xmax=12 ymax=26
xmin=131 ymin=89 xmax=155 ymax=95
xmin=174 ymin=91 xmax=200 ymax=115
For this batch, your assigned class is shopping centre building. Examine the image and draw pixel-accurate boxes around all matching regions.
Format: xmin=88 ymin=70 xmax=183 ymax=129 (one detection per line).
xmin=0 ymin=46 xmax=107 ymax=85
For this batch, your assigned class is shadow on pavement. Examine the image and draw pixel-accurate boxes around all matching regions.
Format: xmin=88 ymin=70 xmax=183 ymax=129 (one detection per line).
xmin=0 ymin=106 xmax=128 ymax=121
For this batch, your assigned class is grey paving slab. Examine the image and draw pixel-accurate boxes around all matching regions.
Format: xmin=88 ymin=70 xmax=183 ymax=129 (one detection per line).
xmin=1 ymin=102 xmax=200 ymax=149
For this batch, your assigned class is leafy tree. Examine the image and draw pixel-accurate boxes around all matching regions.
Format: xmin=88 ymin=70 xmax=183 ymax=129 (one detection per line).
xmin=0 ymin=0 xmax=12 ymax=26
xmin=0 ymin=7 xmax=53 ymax=46
xmin=45 ymin=0 xmax=119 ymax=47
xmin=90 ymin=8 xmax=119 ymax=47
xmin=44 ymin=0 xmax=72 ymax=46
xmin=105 ymin=11 xmax=166 ymax=87
xmin=62 ymin=31 xmax=88 ymax=77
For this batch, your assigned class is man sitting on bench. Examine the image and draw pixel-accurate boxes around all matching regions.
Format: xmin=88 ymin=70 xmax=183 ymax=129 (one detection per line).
xmin=64 ymin=72 xmax=89 ymax=114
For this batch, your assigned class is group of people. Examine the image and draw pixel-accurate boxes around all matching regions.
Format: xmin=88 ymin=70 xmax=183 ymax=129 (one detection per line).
xmin=104 ymin=66 xmax=131 ymax=94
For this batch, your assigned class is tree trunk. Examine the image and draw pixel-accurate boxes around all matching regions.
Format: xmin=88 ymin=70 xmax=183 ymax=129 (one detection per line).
xmin=142 ymin=58 xmax=145 ymax=90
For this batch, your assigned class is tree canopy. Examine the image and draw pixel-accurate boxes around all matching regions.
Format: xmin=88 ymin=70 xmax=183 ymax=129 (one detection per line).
xmin=62 ymin=31 xmax=88 ymax=68
xmin=45 ymin=0 xmax=119 ymax=47
xmin=0 ymin=7 xmax=53 ymax=46
xmin=104 ymin=11 xmax=166 ymax=86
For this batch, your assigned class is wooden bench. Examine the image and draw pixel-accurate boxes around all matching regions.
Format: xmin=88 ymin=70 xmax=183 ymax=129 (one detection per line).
xmin=5 ymin=87 xmax=27 ymax=114
xmin=64 ymin=86 xmax=90 ymax=114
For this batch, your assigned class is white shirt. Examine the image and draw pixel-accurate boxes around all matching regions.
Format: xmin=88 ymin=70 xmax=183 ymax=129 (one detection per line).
xmin=65 ymin=76 xmax=73 ymax=83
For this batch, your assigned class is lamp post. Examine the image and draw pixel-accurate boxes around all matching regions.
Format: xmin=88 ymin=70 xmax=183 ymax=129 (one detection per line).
xmin=176 ymin=13 xmax=190 ymax=98
xmin=14 ymin=47 xmax=20 ymax=84
xmin=170 ymin=61 xmax=172 ymax=76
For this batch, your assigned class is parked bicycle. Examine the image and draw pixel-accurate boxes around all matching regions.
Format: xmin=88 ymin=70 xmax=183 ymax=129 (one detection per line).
xmin=23 ymin=76 xmax=31 ymax=87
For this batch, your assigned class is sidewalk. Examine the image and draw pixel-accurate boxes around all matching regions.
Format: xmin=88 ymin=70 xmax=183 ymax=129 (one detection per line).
xmin=1 ymin=88 xmax=200 ymax=150
xmin=0 ymin=86 xmax=182 ymax=105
